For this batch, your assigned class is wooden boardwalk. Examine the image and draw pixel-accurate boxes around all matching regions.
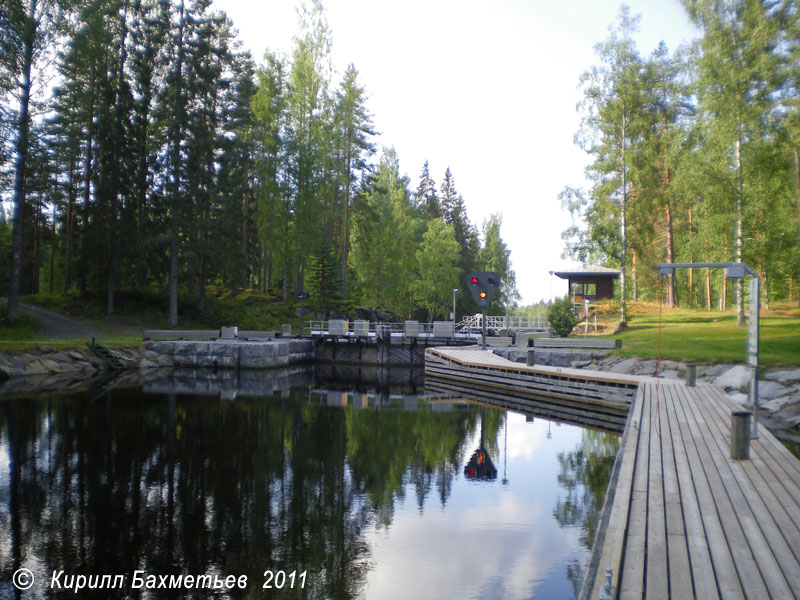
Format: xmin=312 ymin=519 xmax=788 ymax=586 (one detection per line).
xmin=591 ymin=381 xmax=800 ymax=599
xmin=423 ymin=347 xmax=800 ymax=599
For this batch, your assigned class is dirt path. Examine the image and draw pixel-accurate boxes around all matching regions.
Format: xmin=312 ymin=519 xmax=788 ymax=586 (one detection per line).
xmin=14 ymin=301 xmax=103 ymax=339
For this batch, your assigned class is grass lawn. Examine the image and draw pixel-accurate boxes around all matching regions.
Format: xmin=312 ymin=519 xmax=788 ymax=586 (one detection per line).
xmin=609 ymin=302 xmax=800 ymax=367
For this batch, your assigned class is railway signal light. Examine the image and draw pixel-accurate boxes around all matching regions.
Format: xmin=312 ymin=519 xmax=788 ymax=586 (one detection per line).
xmin=467 ymin=272 xmax=499 ymax=307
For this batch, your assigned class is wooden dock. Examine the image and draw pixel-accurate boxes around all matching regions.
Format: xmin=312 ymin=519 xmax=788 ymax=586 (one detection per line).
xmin=423 ymin=347 xmax=800 ymax=599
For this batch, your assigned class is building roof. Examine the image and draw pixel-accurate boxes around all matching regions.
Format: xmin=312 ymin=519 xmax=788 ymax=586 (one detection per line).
xmin=550 ymin=265 xmax=620 ymax=279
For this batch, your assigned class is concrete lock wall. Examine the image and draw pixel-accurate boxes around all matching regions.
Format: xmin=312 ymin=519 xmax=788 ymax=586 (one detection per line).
xmin=146 ymin=340 xmax=314 ymax=369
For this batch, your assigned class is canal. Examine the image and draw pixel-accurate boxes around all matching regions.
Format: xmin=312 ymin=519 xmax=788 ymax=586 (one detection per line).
xmin=0 ymin=368 xmax=619 ymax=599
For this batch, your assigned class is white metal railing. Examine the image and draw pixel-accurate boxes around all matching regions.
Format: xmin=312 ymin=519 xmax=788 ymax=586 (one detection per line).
xmin=455 ymin=314 xmax=549 ymax=333
xmin=305 ymin=320 xmax=481 ymax=339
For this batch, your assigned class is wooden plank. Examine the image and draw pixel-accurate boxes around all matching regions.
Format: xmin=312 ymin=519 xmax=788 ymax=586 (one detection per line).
xmin=697 ymin=386 xmax=800 ymax=553
xmin=681 ymin=385 xmax=793 ymax=598
xmin=619 ymin=384 xmax=652 ymax=598
xmin=646 ymin=384 xmax=670 ymax=599
xmin=674 ymin=385 xmax=768 ymax=598
xmin=662 ymin=383 xmax=719 ymax=600
xmin=533 ymin=338 xmax=621 ymax=349
xmin=427 ymin=347 xmax=649 ymax=385
xmin=425 ymin=363 xmax=634 ymax=412
xmin=591 ymin=384 xmax=645 ymax=599
xmin=691 ymin=386 xmax=800 ymax=592
xmin=669 ymin=384 xmax=745 ymax=599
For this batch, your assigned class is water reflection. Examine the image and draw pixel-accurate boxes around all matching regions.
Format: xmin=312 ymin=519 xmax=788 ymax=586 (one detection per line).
xmin=0 ymin=368 xmax=618 ymax=599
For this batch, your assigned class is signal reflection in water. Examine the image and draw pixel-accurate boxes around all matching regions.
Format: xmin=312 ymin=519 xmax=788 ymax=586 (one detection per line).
xmin=361 ymin=409 xmax=620 ymax=600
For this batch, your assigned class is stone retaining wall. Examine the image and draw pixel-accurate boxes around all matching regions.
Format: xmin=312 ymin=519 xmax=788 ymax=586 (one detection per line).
xmin=144 ymin=339 xmax=314 ymax=369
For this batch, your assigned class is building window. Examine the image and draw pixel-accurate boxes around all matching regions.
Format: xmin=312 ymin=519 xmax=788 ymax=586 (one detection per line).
xmin=571 ymin=281 xmax=598 ymax=298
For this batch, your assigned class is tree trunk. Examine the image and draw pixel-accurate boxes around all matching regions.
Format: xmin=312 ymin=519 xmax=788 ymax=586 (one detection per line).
xmin=108 ymin=0 xmax=131 ymax=317
xmin=79 ymin=61 xmax=97 ymax=297
xmin=619 ymin=113 xmax=628 ymax=325
xmin=168 ymin=0 xmax=186 ymax=327
xmin=65 ymin=155 xmax=75 ymax=292
xmin=7 ymin=0 xmax=37 ymax=323
xmin=665 ymin=199 xmax=677 ymax=307
xmin=794 ymin=149 xmax=800 ymax=307
xmin=734 ymin=136 xmax=744 ymax=325
xmin=49 ymin=203 xmax=56 ymax=293
xmin=631 ymin=248 xmax=637 ymax=302
xmin=688 ymin=206 xmax=693 ymax=308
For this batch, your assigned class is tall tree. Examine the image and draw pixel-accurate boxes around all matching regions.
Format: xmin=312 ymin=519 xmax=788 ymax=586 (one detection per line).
xmin=480 ymin=214 xmax=518 ymax=313
xmin=415 ymin=160 xmax=440 ymax=220
xmin=574 ymin=6 xmax=647 ymax=326
xmin=682 ymin=0 xmax=786 ymax=323
xmin=413 ymin=218 xmax=460 ymax=321
xmin=333 ymin=64 xmax=375 ymax=299
xmin=2 ymin=0 xmax=67 ymax=322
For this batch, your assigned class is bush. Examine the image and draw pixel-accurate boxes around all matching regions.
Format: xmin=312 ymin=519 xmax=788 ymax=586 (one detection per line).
xmin=548 ymin=295 xmax=579 ymax=337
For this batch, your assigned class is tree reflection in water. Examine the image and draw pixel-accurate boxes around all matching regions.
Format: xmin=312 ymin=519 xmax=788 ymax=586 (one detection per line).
xmin=0 ymin=383 xmax=613 ymax=599
xmin=0 ymin=387 xmax=492 ymax=599
xmin=553 ymin=429 xmax=621 ymax=597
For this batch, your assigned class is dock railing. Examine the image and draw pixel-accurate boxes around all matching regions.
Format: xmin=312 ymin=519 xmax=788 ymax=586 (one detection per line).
xmin=306 ymin=320 xmax=484 ymax=340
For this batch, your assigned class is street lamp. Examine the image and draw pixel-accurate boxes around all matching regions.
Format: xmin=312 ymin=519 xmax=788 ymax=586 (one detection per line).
xmin=452 ymin=288 xmax=458 ymax=324
xmin=504 ymin=249 xmax=511 ymax=328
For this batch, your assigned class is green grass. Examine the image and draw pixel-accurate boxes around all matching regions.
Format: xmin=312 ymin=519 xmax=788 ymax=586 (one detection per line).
xmin=0 ymin=287 xmax=298 ymax=350
xmin=610 ymin=304 xmax=800 ymax=367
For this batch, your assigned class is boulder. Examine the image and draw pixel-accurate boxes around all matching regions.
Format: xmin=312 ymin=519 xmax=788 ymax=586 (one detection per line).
xmin=608 ymin=358 xmax=639 ymax=374
xmin=758 ymin=380 xmax=794 ymax=401
xmin=659 ymin=369 xmax=682 ymax=380
xmin=761 ymin=396 xmax=797 ymax=414
xmin=727 ymin=392 xmax=750 ymax=406
xmin=765 ymin=368 xmax=800 ymax=386
xmin=714 ymin=365 xmax=752 ymax=391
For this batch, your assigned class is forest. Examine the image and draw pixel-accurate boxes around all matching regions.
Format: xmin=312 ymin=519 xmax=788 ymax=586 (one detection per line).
xmin=561 ymin=1 xmax=800 ymax=326
xmin=0 ymin=0 xmax=516 ymax=326
xmin=1 ymin=0 xmax=798 ymax=328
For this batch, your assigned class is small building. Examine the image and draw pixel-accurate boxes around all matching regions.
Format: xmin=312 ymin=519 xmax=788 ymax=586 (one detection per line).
xmin=550 ymin=265 xmax=620 ymax=304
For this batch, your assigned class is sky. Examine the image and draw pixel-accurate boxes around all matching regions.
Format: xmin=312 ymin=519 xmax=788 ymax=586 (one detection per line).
xmin=213 ymin=0 xmax=700 ymax=305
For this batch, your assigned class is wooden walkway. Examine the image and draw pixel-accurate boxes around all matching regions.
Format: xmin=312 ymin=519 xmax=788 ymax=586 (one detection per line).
xmin=590 ymin=382 xmax=800 ymax=599
xmin=423 ymin=347 xmax=800 ymax=599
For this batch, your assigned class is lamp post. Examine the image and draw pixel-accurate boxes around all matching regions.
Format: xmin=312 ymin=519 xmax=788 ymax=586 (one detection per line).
xmin=452 ymin=288 xmax=458 ymax=325
xmin=504 ymin=249 xmax=511 ymax=329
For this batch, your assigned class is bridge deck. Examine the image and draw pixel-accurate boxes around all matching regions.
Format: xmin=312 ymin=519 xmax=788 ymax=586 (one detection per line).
xmin=423 ymin=347 xmax=800 ymax=599
xmin=594 ymin=381 xmax=800 ymax=599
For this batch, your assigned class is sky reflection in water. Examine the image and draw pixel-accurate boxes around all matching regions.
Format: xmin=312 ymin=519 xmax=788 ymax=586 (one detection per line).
xmin=0 ymin=380 xmax=619 ymax=600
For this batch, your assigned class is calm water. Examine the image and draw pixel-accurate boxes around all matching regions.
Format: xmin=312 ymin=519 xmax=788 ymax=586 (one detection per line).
xmin=0 ymin=370 xmax=619 ymax=599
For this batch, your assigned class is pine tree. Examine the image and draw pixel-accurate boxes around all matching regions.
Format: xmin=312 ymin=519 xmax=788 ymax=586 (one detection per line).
xmin=415 ymin=160 xmax=440 ymax=220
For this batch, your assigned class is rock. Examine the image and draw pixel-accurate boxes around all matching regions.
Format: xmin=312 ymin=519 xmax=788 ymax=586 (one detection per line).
xmin=727 ymin=391 xmax=750 ymax=405
xmin=570 ymin=360 xmax=592 ymax=369
xmin=659 ymin=369 xmax=682 ymax=380
xmin=765 ymin=368 xmax=800 ymax=386
xmin=761 ymin=396 xmax=797 ymax=414
xmin=758 ymin=380 xmax=793 ymax=401
xmin=609 ymin=358 xmax=639 ymax=374
xmin=699 ymin=363 xmax=732 ymax=379
xmin=714 ymin=365 xmax=752 ymax=391
xmin=660 ymin=360 xmax=683 ymax=374
xmin=635 ymin=360 xmax=658 ymax=376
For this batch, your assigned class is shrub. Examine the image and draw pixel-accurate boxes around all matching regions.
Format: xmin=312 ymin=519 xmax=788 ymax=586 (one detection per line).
xmin=548 ymin=295 xmax=579 ymax=337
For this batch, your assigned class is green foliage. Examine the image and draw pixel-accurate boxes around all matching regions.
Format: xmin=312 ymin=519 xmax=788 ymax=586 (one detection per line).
xmin=413 ymin=219 xmax=461 ymax=321
xmin=1 ymin=0 xmax=515 ymax=327
xmin=563 ymin=1 xmax=800 ymax=318
xmin=548 ymin=295 xmax=579 ymax=337
xmin=480 ymin=214 xmax=519 ymax=313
